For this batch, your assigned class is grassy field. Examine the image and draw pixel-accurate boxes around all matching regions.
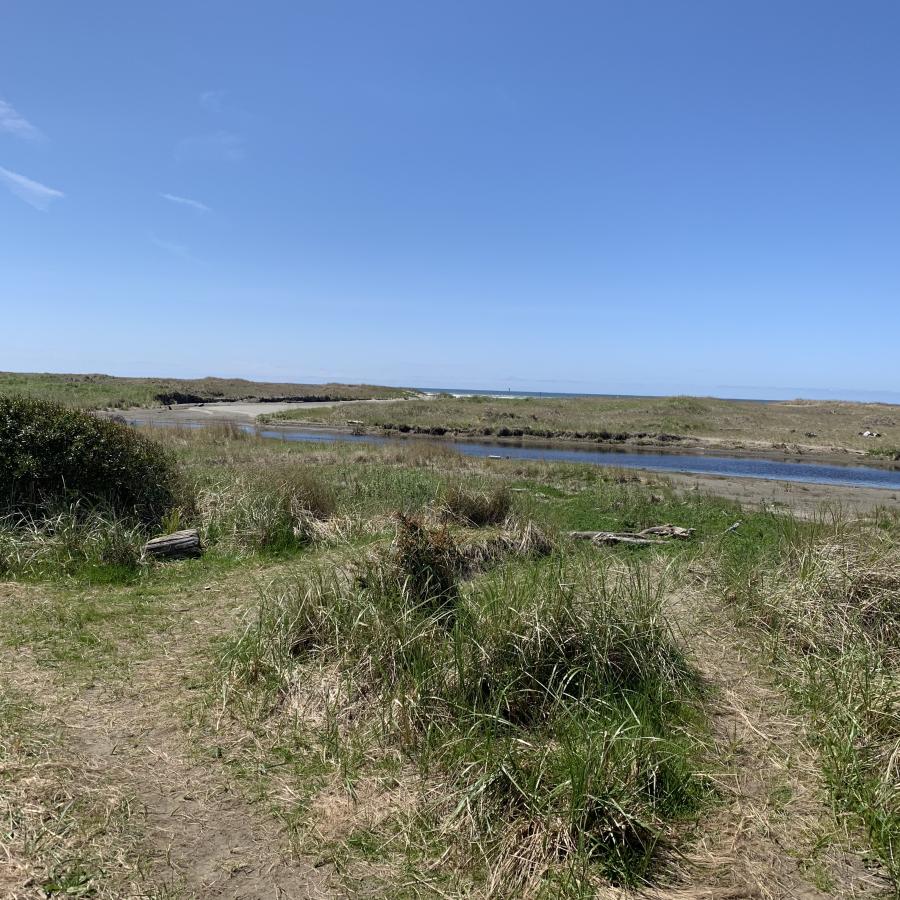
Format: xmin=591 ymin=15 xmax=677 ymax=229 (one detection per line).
xmin=0 ymin=371 xmax=413 ymax=409
xmin=1 ymin=419 xmax=897 ymax=897
xmin=268 ymin=393 xmax=900 ymax=458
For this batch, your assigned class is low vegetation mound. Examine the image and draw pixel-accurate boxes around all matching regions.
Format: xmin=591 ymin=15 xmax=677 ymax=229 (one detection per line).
xmin=0 ymin=395 xmax=184 ymax=525
xmin=0 ymin=371 xmax=412 ymax=409
xmin=224 ymin=516 xmax=708 ymax=888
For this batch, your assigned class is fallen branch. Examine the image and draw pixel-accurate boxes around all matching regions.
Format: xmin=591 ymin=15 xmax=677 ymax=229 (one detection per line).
xmin=569 ymin=523 xmax=695 ymax=547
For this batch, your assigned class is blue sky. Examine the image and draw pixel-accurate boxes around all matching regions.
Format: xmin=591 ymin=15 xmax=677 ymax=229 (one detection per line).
xmin=1 ymin=1 xmax=899 ymax=400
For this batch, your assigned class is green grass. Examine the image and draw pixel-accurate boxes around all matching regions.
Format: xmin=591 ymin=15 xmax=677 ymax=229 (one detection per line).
xmin=720 ymin=515 xmax=900 ymax=888
xmin=5 ymin=420 xmax=896 ymax=893
xmin=220 ymin=531 xmax=712 ymax=890
xmin=0 ymin=370 xmax=413 ymax=409
xmin=0 ymin=681 xmax=151 ymax=898
xmin=866 ymin=446 xmax=900 ymax=460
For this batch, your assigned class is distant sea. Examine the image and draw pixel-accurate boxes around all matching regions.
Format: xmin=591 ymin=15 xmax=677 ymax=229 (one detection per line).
xmin=417 ymin=387 xmax=775 ymax=403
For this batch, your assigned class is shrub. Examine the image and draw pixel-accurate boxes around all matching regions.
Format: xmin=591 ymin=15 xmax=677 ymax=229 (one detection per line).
xmin=0 ymin=395 xmax=187 ymax=525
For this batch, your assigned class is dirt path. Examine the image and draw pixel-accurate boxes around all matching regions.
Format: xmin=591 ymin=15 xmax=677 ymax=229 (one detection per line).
xmin=0 ymin=577 xmax=332 ymax=899
xmin=662 ymin=581 xmax=891 ymax=899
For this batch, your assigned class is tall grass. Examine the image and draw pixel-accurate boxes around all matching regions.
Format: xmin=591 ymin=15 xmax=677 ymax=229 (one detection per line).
xmin=0 ymin=506 xmax=145 ymax=582
xmin=222 ymin=522 xmax=710 ymax=890
xmin=440 ymin=481 xmax=512 ymax=527
xmin=721 ymin=518 xmax=900 ymax=887
xmin=200 ymin=465 xmax=336 ymax=555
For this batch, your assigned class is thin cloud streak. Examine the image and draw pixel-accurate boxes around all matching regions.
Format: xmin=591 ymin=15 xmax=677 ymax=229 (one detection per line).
xmin=161 ymin=192 xmax=210 ymax=213
xmin=0 ymin=99 xmax=43 ymax=140
xmin=0 ymin=166 xmax=64 ymax=210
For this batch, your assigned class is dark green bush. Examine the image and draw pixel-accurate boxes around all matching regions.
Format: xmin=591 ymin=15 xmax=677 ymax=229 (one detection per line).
xmin=0 ymin=395 xmax=186 ymax=525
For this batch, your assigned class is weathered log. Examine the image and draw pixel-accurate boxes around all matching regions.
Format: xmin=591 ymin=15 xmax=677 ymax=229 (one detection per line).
xmin=144 ymin=528 xmax=202 ymax=559
xmin=569 ymin=530 xmax=667 ymax=546
xmin=638 ymin=524 xmax=694 ymax=539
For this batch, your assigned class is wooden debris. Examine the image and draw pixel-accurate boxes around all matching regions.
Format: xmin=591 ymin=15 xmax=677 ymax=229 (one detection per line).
xmin=569 ymin=523 xmax=695 ymax=547
xmin=570 ymin=530 xmax=667 ymax=546
xmin=144 ymin=528 xmax=202 ymax=559
xmin=639 ymin=524 xmax=694 ymax=539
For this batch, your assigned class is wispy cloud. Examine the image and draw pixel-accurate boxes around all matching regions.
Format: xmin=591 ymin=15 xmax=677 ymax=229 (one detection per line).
xmin=175 ymin=130 xmax=244 ymax=163
xmin=199 ymin=90 xmax=225 ymax=112
xmin=150 ymin=233 xmax=194 ymax=260
xmin=161 ymin=192 xmax=210 ymax=213
xmin=0 ymin=166 xmax=63 ymax=210
xmin=0 ymin=99 xmax=43 ymax=141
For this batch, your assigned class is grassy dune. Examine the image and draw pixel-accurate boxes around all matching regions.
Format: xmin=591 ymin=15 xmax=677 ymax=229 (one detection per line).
xmin=1 ymin=416 xmax=897 ymax=896
xmin=0 ymin=371 xmax=413 ymax=409
xmin=268 ymin=393 xmax=900 ymax=457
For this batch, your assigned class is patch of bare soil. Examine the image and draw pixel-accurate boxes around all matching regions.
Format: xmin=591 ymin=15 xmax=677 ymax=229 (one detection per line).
xmin=665 ymin=472 xmax=900 ymax=519
xmin=0 ymin=580 xmax=332 ymax=899
xmin=660 ymin=583 xmax=893 ymax=900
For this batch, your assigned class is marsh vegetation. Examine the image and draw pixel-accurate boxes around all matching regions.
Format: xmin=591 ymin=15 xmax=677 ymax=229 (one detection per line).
xmin=268 ymin=392 xmax=900 ymax=458
xmin=0 ymin=403 xmax=896 ymax=897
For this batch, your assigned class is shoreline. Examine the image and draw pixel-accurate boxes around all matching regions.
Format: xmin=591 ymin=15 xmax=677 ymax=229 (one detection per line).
xmin=257 ymin=418 xmax=900 ymax=472
xmin=112 ymin=400 xmax=900 ymax=471
xmin=113 ymin=403 xmax=900 ymax=517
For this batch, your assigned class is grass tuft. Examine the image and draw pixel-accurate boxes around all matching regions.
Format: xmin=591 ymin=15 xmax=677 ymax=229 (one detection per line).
xmin=440 ymin=482 xmax=512 ymax=527
xmin=221 ymin=546 xmax=710 ymax=889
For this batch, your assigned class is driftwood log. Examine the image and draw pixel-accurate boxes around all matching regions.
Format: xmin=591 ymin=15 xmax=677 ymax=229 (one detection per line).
xmin=569 ymin=524 xmax=695 ymax=547
xmin=144 ymin=529 xmax=203 ymax=559
xmin=571 ymin=531 xmax=666 ymax=546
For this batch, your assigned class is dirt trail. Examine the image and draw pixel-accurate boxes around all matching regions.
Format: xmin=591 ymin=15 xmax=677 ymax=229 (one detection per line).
xmin=662 ymin=583 xmax=891 ymax=899
xmin=0 ymin=578 xmax=332 ymax=899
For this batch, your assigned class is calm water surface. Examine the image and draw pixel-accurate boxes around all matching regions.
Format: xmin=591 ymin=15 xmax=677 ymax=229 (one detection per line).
xmin=131 ymin=416 xmax=900 ymax=490
xmin=245 ymin=427 xmax=900 ymax=491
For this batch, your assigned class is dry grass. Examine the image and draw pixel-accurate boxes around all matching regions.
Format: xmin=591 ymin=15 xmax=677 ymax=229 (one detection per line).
xmin=4 ymin=420 xmax=898 ymax=897
xmin=0 ymin=677 xmax=149 ymax=899
xmin=440 ymin=482 xmax=512 ymax=527
xmin=721 ymin=522 xmax=900 ymax=890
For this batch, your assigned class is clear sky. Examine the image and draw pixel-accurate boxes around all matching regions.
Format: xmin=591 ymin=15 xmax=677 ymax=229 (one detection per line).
xmin=2 ymin=2 xmax=899 ymax=401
